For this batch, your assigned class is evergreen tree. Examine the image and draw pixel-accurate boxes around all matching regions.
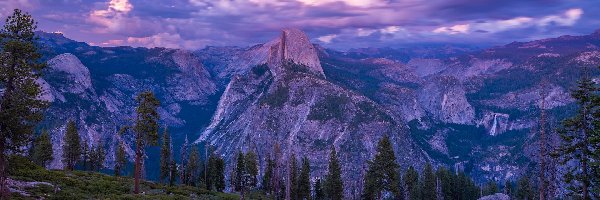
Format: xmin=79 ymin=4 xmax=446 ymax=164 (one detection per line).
xmin=169 ymin=159 xmax=178 ymax=186
xmin=289 ymin=154 xmax=299 ymax=200
xmin=114 ymin=142 xmax=127 ymax=177
xmin=180 ymin=136 xmax=190 ymax=185
xmin=403 ymin=166 xmax=420 ymax=200
xmin=483 ymin=181 xmax=498 ymax=196
xmin=421 ymin=162 xmax=436 ymax=200
xmin=314 ymin=178 xmax=324 ymax=200
xmin=553 ymin=74 xmax=599 ymax=199
xmin=235 ymin=151 xmax=245 ymax=191
xmin=207 ymin=151 xmax=225 ymax=192
xmin=215 ymin=156 xmax=225 ymax=192
xmin=31 ymin=129 xmax=53 ymax=167
xmin=454 ymin=172 xmax=480 ymax=200
xmin=435 ymin=167 xmax=453 ymax=200
xmin=362 ymin=136 xmax=401 ymax=199
xmin=325 ymin=147 xmax=343 ymax=200
xmin=63 ymin=120 xmax=81 ymax=171
xmin=119 ymin=91 xmax=160 ymax=194
xmin=298 ymin=157 xmax=311 ymax=200
xmin=245 ymin=151 xmax=258 ymax=189
xmin=159 ymin=127 xmax=171 ymax=184
xmin=516 ymin=176 xmax=534 ymax=200
xmin=187 ymin=145 xmax=200 ymax=186
xmin=0 ymin=9 xmax=48 ymax=196
xmin=81 ymin=138 xmax=90 ymax=170
xmin=90 ymin=144 xmax=105 ymax=172
xmin=263 ymin=154 xmax=274 ymax=193
xmin=435 ymin=177 xmax=444 ymax=200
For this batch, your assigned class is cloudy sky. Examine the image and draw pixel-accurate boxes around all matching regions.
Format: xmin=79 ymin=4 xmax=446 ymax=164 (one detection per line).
xmin=2 ymin=0 xmax=599 ymax=49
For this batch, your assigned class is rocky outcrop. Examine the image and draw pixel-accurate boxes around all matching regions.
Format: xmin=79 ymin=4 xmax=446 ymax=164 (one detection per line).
xmin=197 ymin=29 xmax=426 ymax=195
xmin=419 ymin=76 xmax=475 ymax=124
xmin=46 ymin=53 xmax=93 ymax=95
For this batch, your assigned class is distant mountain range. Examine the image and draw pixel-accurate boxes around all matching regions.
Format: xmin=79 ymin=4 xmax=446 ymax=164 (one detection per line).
xmin=34 ymin=28 xmax=600 ymax=196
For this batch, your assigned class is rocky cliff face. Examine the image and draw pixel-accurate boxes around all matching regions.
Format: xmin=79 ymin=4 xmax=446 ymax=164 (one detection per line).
xmin=197 ymin=29 xmax=426 ymax=194
xmin=35 ymin=36 xmax=219 ymax=172
xmin=321 ymin=30 xmax=600 ymax=185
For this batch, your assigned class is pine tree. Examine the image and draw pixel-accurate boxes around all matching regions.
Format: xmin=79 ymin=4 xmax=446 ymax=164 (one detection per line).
xmin=482 ymin=181 xmax=498 ymax=196
xmin=435 ymin=167 xmax=453 ymax=200
xmin=516 ymin=176 xmax=533 ymax=200
xmin=159 ymin=127 xmax=171 ymax=184
xmin=114 ymin=142 xmax=127 ymax=177
xmin=314 ymin=178 xmax=324 ymax=200
xmin=454 ymin=172 xmax=480 ymax=200
xmin=245 ymin=151 xmax=258 ymax=189
xmin=435 ymin=177 xmax=444 ymax=200
xmin=119 ymin=91 xmax=160 ymax=194
xmin=421 ymin=162 xmax=436 ymax=200
xmin=235 ymin=151 xmax=245 ymax=191
xmin=288 ymin=153 xmax=299 ymax=200
xmin=207 ymin=151 xmax=225 ymax=192
xmin=363 ymin=136 xmax=401 ymax=199
xmin=187 ymin=145 xmax=200 ymax=186
xmin=263 ymin=154 xmax=274 ymax=193
xmin=0 ymin=9 xmax=48 ymax=197
xmin=90 ymin=144 xmax=105 ymax=172
xmin=215 ymin=156 xmax=225 ymax=192
xmin=81 ymin=138 xmax=90 ymax=170
xmin=298 ymin=156 xmax=311 ymax=200
xmin=63 ymin=120 xmax=81 ymax=171
xmin=31 ymin=129 xmax=53 ymax=167
xmin=553 ymin=74 xmax=599 ymax=199
xmin=404 ymin=166 xmax=420 ymax=200
xmin=325 ymin=147 xmax=343 ymax=200
xmin=169 ymin=159 xmax=178 ymax=186
xmin=180 ymin=136 xmax=190 ymax=185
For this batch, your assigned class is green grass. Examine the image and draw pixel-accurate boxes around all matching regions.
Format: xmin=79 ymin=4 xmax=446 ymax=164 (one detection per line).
xmin=7 ymin=156 xmax=242 ymax=200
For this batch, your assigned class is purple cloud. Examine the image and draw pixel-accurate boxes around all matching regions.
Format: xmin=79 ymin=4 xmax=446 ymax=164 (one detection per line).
xmin=5 ymin=0 xmax=599 ymax=49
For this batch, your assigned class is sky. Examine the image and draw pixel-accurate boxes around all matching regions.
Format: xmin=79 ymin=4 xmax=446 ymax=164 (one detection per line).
xmin=1 ymin=0 xmax=599 ymax=50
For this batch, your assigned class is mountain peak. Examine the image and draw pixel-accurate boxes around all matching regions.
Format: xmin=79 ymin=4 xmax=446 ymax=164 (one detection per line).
xmin=267 ymin=28 xmax=325 ymax=78
xmin=593 ymin=29 xmax=600 ymax=36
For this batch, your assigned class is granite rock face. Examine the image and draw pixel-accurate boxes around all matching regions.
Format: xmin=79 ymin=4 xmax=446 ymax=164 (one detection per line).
xmin=35 ymin=40 xmax=219 ymax=171
xmin=197 ymin=29 xmax=426 ymax=195
xmin=319 ymin=30 xmax=600 ymax=187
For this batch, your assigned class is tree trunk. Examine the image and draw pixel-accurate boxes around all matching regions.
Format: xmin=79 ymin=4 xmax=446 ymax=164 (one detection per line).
xmin=134 ymin=144 xmax=141 ymax=194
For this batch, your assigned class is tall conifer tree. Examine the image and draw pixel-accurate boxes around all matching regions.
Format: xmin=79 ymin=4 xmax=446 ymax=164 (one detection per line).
xmin=118 ymin=91 xmax=160 ymax=194
xmin=422 ymin=163 xmax=436 ymax=200
xmin=159 ymin=127 xmax=171 ymax=184
xmin=31 ymin=129 xmax=53 ymax=167
xmin=63 ymin=120 xmax=81 ymax=171
xmin=325 ymin=147 xmax=343 ymax=200
xmin=362 ymin=136 xmax=401 ymax=199
xmin=0 ymin=9 xmax=48 ymax=196
xmin=114 ymin=142 xmax=127 ymax=177
xmin=298 ymin=156 xmax=311 ymax=200
xmin=553 ymin=74 xmax=599 ymax=199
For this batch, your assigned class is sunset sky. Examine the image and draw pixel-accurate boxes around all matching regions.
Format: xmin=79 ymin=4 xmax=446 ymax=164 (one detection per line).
xmin=2 ymin=0 xmax=599 ymax=49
